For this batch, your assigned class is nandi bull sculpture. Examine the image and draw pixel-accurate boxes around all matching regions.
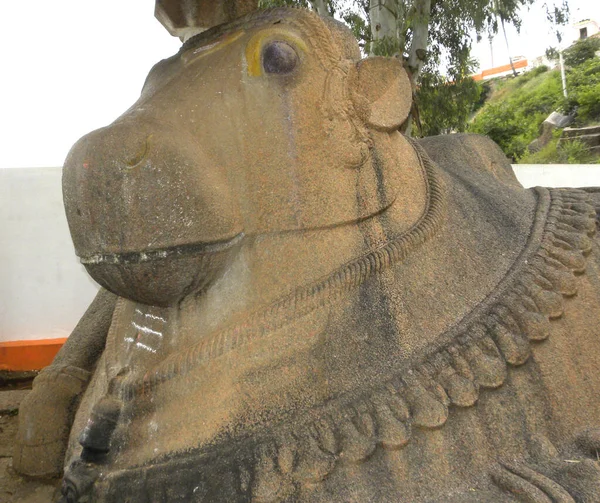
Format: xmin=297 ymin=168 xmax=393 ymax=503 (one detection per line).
xmin=14 ymin=5 xmax=600 ymax=502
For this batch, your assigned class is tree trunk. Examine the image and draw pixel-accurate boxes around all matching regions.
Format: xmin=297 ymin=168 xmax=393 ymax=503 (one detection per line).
xmin=404 ymin=0 xmax=431 ymax=136
xmin=406 ymin=0 xmax=431 ymax=83
xmin=369 ymin=0 xmax=398 ymax=55
xmin=500 ymin=16 xmax=518 ymax=77
xmin=310 ymin=0 xmax=329 ymax=17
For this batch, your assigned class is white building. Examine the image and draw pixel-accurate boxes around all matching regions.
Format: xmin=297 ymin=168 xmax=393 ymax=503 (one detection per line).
xmin=572 ymin=19 xmax=599 ymax=42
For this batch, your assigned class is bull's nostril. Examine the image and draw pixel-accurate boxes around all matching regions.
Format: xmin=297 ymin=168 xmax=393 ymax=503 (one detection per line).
xmin=125 ymin=134 xmax=153 ymax=169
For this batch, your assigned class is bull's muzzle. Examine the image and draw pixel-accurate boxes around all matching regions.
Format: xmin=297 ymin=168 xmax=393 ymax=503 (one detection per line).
xmin=63 ymin=118 xmax=243 ymax=306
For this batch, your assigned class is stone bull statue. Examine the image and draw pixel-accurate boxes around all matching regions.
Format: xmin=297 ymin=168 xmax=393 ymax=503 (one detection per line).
xmin=14 ymin=7 xmax=600 ymax=502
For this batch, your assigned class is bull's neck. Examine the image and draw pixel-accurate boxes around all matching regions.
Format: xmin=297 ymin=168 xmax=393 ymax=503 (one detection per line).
xmin=103 ymin=139 xmax=443 ymax=400
xmin=107 ymin=141 xmax=445 ymax=387
xmin=175 ymin=139 xmax=442 ymax=334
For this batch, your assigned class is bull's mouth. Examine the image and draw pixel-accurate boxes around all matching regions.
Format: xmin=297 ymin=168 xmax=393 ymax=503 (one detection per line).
xmin=79 ymin=232 xmax=245 ymax=266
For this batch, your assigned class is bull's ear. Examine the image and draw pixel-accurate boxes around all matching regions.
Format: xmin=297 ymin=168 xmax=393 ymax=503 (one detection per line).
xmin=351 ymin=56 xmax=412 ymax=132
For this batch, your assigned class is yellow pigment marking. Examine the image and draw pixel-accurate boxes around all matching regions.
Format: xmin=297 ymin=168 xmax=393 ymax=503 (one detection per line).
xmin=182 ymin=31 xmax=244 ymax=66
xmin=245 ymin=28 xmax=309 ymax=77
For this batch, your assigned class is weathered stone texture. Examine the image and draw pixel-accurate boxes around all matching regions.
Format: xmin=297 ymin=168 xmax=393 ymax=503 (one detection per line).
xmin=14 ymin=7 xmax=600 ymax=502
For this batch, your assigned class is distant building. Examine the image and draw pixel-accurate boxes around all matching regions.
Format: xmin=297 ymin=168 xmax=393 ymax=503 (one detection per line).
xmin=472 ymin=56 xmax=528 ymax=81
xmin=529 ymin=55 xmax=553 ymax=69
xmin=572 ymin=19 xmax=599 ymax=41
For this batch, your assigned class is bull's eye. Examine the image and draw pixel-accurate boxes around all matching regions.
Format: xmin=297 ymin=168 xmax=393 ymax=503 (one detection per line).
xmin=262 ymin=41 xmax=298 ymax=75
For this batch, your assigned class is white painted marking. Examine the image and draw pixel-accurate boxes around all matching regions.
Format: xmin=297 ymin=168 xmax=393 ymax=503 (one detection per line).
xmin=135 ymin=342 xmax=157 ymax=353
xmin=132 ymin=322 xmax=163 ymax=337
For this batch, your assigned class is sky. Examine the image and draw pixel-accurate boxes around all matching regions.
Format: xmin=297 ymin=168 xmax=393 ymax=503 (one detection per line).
xmin=1 ymin=1 xmax=600 ymax=169
xmin=472 ymin=0 xmax=600 ymax=71
xmin=0 ymin=1 xmax=180 ymax=169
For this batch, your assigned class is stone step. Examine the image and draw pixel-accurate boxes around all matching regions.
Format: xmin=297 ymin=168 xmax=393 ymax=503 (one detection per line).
xmin=559 ymin=133 xmax=600 ymax=147
xmin=562 ymin=125 xmax=600 ymax=138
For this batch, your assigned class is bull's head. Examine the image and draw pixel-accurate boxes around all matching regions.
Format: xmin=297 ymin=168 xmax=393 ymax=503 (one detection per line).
xmin=63 ymin=8 xmax=415 ymax=307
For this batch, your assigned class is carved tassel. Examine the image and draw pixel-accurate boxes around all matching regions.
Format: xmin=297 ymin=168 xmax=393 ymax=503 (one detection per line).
xmin=436 ymin=365 xmax=479 ymax=407
xmin=401 ymin=374 xmax=448 ymax=429
xmin=489 ymin=320 xmax=531 ymax=366
xmin=337 ymin=413 xmax=376 ymax=463
xmin=559 ymin=214 xmax=596 ymax=234
xmin=461 ymin=332 xmax=507 ymax=389
xmin=545 ymin=246 xmax=586 ymax=273
xmin=416 ymin=369 xmax=450 ymax=407
xmin=565 ymin=200 xmax=596 ymax=216
xmin=276 ymin=434 xmax=297 ymax=475
xmin=552 ymin=229 xmax=592 ymax=254
xmin=534 ymin=261 xmax=577 ymax=296
xmin=312 ymin=417 xmax=338 ymax=455
xmin=527 ymin=271 xmax=554 ymax=291
xmin=373 ymin=402 xmax=411 ymax=449
xmin=525 ymin=283 xmax=564 ymax=319
xmin=512 ymin=309 xmax=551 ymax=341
xmin=252 ymin=443 xmax=293 ymax=503
xmin=293 ymin=429 xmax=335 ymax=482
xmin=446 ymin=346 xmax=476 ymax=382
xmin=383 ymin=385 xmax=411 ymax=422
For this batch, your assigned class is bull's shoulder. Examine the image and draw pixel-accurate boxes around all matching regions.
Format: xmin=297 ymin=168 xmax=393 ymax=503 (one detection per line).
xmin=417 ymin=133 xmax=522 ymax=189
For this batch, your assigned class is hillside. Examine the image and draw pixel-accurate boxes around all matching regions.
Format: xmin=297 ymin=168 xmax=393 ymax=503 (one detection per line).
xmin=468 ymin=45 xmax=600 ymax=164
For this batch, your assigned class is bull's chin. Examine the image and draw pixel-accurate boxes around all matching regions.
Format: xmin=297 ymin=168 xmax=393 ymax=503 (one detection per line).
xmin=80 ymin=234 xmax=244 ymax=307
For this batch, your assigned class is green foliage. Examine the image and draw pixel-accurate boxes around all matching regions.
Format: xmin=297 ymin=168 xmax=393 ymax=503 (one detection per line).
xmin=470 ymin=50 xmax=600 ymax=162
xmin=563 ymin=37 xmax=600 ymax=67
xmin=473 ymin=80 xmax=493 ymax=111
xmin=565 ymin=57 xmax=600 ymax=122
xmin=545 ymin=46 xmax=559 ymax=62
xmin=468 ymin=69 xmax=564 ymax=160
xmin=258 ymin=0 xmax=305 ymax=8
xmin=518 ymin=64 xmax=548 ymax=83
xmin=370 ymin=36 xmax=401 ymax=57
xmin=339 ymin=10 xmax=370 ymax=52
xmin=519 ymin=137 xmax=599 ymax=164
xmin=416 ymin=70 xmax=482 ymax=136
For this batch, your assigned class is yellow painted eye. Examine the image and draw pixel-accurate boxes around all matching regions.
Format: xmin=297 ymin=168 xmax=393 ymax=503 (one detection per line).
xmin=262 ymin=41 xmax=298 ymax=74
xmin=246 ymin=29 xmax=308 ymax=77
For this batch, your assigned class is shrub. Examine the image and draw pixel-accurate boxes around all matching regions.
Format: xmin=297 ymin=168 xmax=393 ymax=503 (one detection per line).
xmin=518 ymin=65 xmax=549 ymax=84
xmin=563 ymin=38 xmax=600 ymax=67
xmin=416 ymin=73 xmax=482 ymax=136
xmin=468 ymin=70 xmax=564 ymax=160
xmin=565 ymin=58 xmax=600 ymax=122
xmin=469 ymin=55 xmax=600 ymax=161
xmin=518 ymin=137 xmax=599 ymax=164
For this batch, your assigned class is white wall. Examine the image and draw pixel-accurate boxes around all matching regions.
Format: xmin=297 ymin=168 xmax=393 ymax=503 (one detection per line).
xmin=0 ymin=168 xmax=99 ymax=342
xmin=1 ymin=164 xmax=599 ymax=343
xmin=513 ymin=164 xmax=600 ymax=188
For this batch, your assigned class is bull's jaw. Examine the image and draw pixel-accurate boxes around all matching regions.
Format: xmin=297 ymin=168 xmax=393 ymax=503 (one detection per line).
xmin=81 ymin=233 xmax=244 ymax=307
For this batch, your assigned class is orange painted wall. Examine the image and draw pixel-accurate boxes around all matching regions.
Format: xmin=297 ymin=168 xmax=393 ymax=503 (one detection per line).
xmin=472 ymin=59 xmax=529 ymax=81
xmin=0 ymin=338 xmax=66 ymax=371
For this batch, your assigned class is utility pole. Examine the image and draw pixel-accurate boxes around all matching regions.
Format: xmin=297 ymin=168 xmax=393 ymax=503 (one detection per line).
xmin=559 ymin=50 xmax=568 ymax=98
